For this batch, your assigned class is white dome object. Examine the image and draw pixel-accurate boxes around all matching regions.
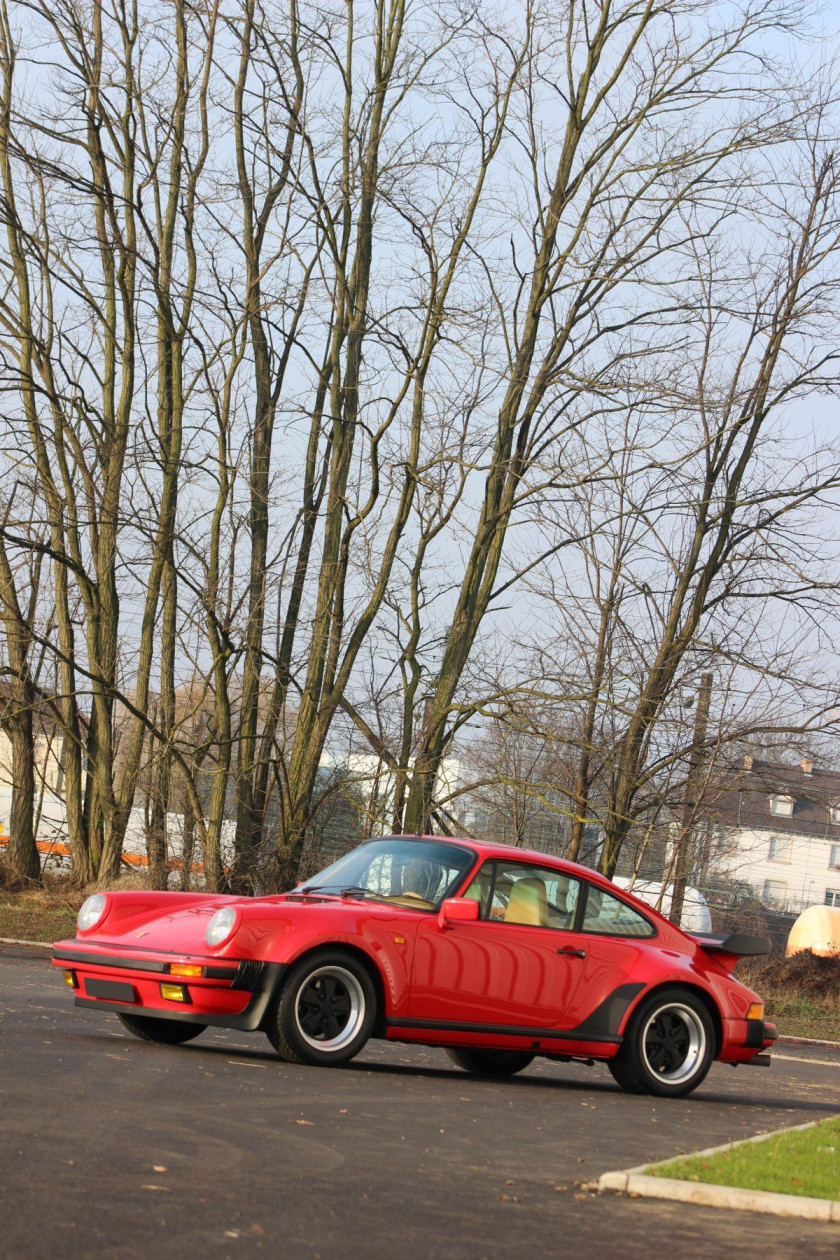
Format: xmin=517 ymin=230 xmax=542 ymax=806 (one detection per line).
xmin=786 ymin=904 xmax=840 ymax=958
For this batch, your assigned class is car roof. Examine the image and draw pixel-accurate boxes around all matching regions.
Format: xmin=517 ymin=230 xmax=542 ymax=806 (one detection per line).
xmin=369 ymin=833 xmax=621 ymax=892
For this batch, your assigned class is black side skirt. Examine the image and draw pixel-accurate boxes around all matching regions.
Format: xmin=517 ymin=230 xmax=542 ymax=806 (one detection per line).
xmin=387 ymin=982 xmax=646 ymax=1046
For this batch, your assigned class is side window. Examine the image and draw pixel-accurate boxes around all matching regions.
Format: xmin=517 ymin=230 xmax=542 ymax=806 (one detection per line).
xmin=581 ymin=884 xmax=655 ymax=938
xmin=462 ymin=861 xmax=580 ymax=930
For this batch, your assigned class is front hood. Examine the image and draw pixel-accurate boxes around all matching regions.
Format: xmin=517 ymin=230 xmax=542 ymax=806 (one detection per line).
xmin=70 ymin=891 xmax=242 ymax=957
xmin=64 ymin=889 xmax=403 ymax=962
xmin=103 ymin=903 xmax=228 ymax=955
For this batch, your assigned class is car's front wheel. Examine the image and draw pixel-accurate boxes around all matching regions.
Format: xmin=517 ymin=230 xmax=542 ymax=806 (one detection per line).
xmin=608 ymin=987 xmax=715 ymax=1098
xmin=117 ymin=1013 xmax=207 ymax=1044
xmin=445 ymin=1048 xmax=535 ymax=1077
xmin=268 ymin=950 xmax=377 ymax=1066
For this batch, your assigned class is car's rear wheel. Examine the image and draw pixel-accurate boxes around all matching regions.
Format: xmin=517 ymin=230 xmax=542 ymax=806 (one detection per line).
xmin=609 ymin=987 xmax=715 ymax=1098
xmin=268 ymin=950 xmax=376 ymax=1066
xmin=117 ymin=1013 xmax=206 ymax=1044
xmin=445 ymin=1048 xmax=535 ymax=1077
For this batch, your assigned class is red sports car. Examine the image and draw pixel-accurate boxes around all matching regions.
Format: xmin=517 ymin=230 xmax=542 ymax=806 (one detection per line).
xmin=52 ymin=835 xmax=777 ymax=1097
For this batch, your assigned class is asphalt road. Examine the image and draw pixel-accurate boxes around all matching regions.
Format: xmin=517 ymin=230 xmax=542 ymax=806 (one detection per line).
xmin=2 ymin=943 xmax=839 ymax=1259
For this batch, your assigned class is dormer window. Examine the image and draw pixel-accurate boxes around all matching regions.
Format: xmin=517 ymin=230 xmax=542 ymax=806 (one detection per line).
xmin=830 ymin=803 xmax=840 ymax=826
xmin=768 ymin=794 xmax=794 ymax=817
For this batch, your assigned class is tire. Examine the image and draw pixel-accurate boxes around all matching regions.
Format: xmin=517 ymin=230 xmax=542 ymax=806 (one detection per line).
xmin=117 ymin=1013 xmax=207 ymax=1044
xmin=606 ymin=1054 xmax=647 ymax=1094
xmin=445 ymin=1048 xmax=535 ymax=1077
xmin=609 ymin=987 xmax=715 ymax=1098
xmin=267 ymin=949 xmax=377 ymax=1067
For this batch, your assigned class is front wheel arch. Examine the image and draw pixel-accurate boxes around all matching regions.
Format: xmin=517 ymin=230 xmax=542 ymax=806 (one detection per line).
xmin=273 ymin=942 xmax=388 ymax=1038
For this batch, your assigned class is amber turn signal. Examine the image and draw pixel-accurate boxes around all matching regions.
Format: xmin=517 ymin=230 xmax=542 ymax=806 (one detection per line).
xmin=746 ymin=1003 xmax=765 ymax=1021
xmin=168 ymin=963 xmax=203 ymax=979
xmin=63 ymin=969 xmax=77 ymax=989
xmin=159 ymin=983 xmax=188 ymax=1002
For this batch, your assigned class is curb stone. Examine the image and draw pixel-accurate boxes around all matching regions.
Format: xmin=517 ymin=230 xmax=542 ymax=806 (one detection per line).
xmin=0 ymin=937 xmax=53 ymax=948
xmin=779 ymin=1034 xmax=840 ymax=1049
xmin=594 ymin=1116 xmax=840 ymax=1222
xmin=598 ymin=1172 xmax=840 ymax=1221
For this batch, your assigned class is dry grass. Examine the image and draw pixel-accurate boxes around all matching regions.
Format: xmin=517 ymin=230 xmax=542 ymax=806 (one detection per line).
xmin=739 ymin=951 xmax=840 ymax=1042
xmin=0 ymin=884 xmax=83 ymax=942
xmin=0 ymin=869 xmax=152 ymax=942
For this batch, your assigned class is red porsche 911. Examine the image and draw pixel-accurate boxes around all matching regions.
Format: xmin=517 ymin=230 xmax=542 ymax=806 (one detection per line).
xmin=52 ymin=835 xmax=777 ymax=1097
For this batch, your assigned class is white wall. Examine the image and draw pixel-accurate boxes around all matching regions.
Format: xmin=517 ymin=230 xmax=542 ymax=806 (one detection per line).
xmin=711 ymin=826 xmax=840 ymax=913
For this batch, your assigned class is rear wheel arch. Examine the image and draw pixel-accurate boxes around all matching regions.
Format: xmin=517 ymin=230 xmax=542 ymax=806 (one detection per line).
xmin=623 ymin=980 xmax=723 ymax=1057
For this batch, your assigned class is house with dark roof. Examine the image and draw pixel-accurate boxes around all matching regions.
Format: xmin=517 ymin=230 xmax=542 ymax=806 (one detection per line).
xmin=703 ymin=754 xmax=840 ymax=914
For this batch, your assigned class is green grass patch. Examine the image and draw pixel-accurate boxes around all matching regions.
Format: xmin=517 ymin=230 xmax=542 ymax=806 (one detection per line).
xmin=649 ymin=1116 xmax=840 ymax=1200
xmin=0 ymin=890 xmax=81 ymax=943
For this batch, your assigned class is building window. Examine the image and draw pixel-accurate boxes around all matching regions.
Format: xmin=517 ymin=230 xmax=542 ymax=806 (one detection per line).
xmin=825 ymin=889 xmax=840 ymax=908
xmin=831 ymin=804 xmax=840 ymax=826
xmin=768 ymin=835 xmax=792 ymax=864
xmin=768 ymin=794 xmax=794 ymax=817
xmin=763 ymin=879 xmax=787 ymax=905
xmin=830 ymin=845 xmax=840 ymax=871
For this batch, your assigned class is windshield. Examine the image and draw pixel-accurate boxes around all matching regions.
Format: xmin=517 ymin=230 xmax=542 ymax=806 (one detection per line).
xmin=295 ymin=838 xmax=475 ymax=911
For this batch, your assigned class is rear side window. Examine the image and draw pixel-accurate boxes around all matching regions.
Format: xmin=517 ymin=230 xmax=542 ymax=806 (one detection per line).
xmin=581 ymin=885 xmax=655 ymax=938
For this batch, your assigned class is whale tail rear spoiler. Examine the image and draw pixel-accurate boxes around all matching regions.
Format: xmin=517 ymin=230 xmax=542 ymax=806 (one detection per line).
xmin=689 ymin=933 xmax=772 ymax=972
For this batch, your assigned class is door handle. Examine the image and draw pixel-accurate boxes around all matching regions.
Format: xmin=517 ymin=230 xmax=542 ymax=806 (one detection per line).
xmin=556 ymin=947 xmax=586 ymax=959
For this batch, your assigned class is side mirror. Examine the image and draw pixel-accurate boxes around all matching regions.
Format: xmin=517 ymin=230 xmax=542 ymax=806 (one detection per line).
xmin=438 ymin=897 xmax=480 ymax=929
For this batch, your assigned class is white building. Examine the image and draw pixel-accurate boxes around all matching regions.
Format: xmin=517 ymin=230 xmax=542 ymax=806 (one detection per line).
xmin=703 ymin=755 xmax=840 ymax=915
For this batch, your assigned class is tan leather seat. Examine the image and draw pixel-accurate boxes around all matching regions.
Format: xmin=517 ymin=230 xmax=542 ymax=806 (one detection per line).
xmin=504 ymin=878 xmax=548 ymax=926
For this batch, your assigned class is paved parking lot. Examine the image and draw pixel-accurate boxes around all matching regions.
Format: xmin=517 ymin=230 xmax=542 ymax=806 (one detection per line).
xmin=2 ymin=943 xmax=839 ymax=1258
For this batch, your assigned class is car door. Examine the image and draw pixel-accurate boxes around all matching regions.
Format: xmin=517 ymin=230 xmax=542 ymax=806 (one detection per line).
xmin=531 ymin=881 xmax=659 ymax=1041
xmin=407 ymin=860 xmax=589 ymax=1033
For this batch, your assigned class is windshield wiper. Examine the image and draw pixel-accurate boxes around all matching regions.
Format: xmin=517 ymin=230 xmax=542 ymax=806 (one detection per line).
xmin=291 ymin=884 xmax=396 ymax=902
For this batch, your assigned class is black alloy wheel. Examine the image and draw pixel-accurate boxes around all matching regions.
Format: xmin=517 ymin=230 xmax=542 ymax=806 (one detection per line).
xmin=607 ymin=986 xmax=715 ymax=1098
xmin=268 ymin=948 xmax=377 ymax=1067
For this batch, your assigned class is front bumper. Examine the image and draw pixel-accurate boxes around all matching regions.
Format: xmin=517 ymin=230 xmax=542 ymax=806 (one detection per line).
xmin=53 ymin=943 xmax=286 ymax=1031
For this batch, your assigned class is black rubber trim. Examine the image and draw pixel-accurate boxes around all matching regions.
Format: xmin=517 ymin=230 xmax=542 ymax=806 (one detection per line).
xmin=55 ymin=948 xmax=168 ymax=973
xmin=53 ymin=947 xmax=239 ymax=979
xmin=72 ymin=962 xmax=287 ymax=1031
xmin=570 ymin=982 xmax=645 ymax=1038
xmin=231 ymin=960 xmax=267 ymax=991
xmin=387 ymin=1017 xmax=621 ymax=1045
xmin=745 ymin=1018 xmax=775 ymax=1048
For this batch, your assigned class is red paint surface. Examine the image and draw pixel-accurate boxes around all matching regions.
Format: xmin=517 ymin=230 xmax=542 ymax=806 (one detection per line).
xmin=52 ymin=837 xmax=775 ymax=1062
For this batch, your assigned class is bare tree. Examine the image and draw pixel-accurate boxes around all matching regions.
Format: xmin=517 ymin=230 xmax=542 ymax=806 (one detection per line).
xmin=1 ymin=0 xmax=839 ymax=901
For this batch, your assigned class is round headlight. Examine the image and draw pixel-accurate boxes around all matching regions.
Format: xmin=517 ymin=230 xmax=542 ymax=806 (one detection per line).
xmin=77 ymin=893 xmax=108 ymax=933
xmin=205 ymin=907 xmax=238 ymax=949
